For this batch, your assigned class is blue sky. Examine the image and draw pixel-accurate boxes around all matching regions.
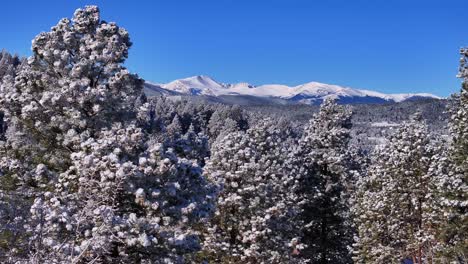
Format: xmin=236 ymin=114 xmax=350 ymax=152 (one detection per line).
xmin=0 ymin=0 xmax=465 ymax=96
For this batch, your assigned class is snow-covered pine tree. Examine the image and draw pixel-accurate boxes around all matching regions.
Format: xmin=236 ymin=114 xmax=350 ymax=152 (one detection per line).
xmin=0 ymin=8 xmax=144 ymax=259
xmin=353 ymin=114 xmax=442 ymax=263
xmin=207 ymin=110 xmax=235 ymax=141
xmin=207 ymin=105 xmax=248 ymax=141
xmin=435 ymin=47 xmax=468 ymax=261
xmin=0 ymin=6 xmax=143 ymax=171
xmin=0 ymin=50 xmax=23 ymax=80
xmin=292 ymin=98 xmax=357 ymax=263
xmin=0 ymin=51 xmax=23 ymax=142
xmin=26 ymin=121 xmax=216 ymax=263
xmin=201 ymin=118 xmax=302 ymax=263
xmin=167 ymin=114 xmax=183 ymax=139
xmin=0 ymin=6 xmax=216 ymax=263
xmin=167 ymin=123 xmax=210 ymax=166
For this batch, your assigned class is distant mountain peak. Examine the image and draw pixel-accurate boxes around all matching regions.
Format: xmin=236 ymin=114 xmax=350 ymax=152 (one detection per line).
xmin=145 ymin=75 xmax=441 ymax=105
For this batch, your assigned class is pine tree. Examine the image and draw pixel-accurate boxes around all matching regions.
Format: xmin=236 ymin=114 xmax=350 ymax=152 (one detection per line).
xmin=0 ymin=6 xmax=143 ymax=171
xmin=201 ymin=118 xmax=302 ymax=263
xmin=167 ymin=114 xmax=183 ymax=139
xmin=208 ymin=110 xmax=233 ymax=140
xmin=353 ymin=114 xmax=442 ymax=263
xmin=169 ymin=123 xmax=210 ymax=165
xmin=0 ymin=6 xmax=216 ymax=263
xmin=436 ymin=47 xmax=468 ymax=262
xmin=0 ymin=50 xmax=13 ymax=78
xmin=292 ymin=98 xmax=357 ymax=263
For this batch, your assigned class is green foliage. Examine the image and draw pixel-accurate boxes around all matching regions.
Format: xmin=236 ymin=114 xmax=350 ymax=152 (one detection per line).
xmin=437 ymin=47 xmax=468 ymax=262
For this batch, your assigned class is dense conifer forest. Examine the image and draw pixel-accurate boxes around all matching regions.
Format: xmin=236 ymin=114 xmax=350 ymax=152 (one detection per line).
xmin=0 ymin=6 xmax=465 ymax=264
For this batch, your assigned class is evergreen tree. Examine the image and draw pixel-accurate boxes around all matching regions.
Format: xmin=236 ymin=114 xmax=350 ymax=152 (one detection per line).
xmin=292 ymin=98 xmax=357 ymax=263
xmin=201 ymin=119 xmax=302 ymax=263
xmin=0 ymin=6 xmax=215 ymax=263
xmin=0 ymin=50 xmax=22 ymax=79
xmin=436 ymin=47 xmax=468 ymax=262
xmin=169 ymin=123 xmax=210 ymax=165
xmin=166 ymin=114 xmax=183 ymax=139
xmin=353 ymin=114 xmax=442 ymax=263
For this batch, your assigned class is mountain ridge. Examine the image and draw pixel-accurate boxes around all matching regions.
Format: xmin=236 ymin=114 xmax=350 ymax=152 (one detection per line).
xmin=145 ymin=75 xmax=441 ymax=105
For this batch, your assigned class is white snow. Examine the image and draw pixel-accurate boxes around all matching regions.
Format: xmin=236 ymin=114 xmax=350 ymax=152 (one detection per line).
xmin=161 ymin=75 xmax=226 ymax=96
xmin=151 ymin=75 xmax=441 ymax=102
xmin=370 ymin=121 xmax=400 ymax=127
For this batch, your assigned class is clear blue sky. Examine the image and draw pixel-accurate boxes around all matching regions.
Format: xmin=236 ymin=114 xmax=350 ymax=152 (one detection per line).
xmin=0 ymin=0 xmax=465 ymax=96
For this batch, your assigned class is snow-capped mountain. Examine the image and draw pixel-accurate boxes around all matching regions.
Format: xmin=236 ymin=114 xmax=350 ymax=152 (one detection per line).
xmin=145 ymin=75 xmax=441 ymax=105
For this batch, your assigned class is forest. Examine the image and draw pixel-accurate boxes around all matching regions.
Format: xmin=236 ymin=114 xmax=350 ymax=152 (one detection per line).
xmin=0 ymin=6 xmax=466 ymax=264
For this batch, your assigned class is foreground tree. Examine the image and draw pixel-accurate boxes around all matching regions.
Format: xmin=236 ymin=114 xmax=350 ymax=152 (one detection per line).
xmin=353 ymin=114 xmax=443 ymax=263
xmin=292 ymin=98 xmax=357 ymax=263
xmin=435 ymin=47 xmax=468 ymax=262
xmin=201 ymin=119 xmax=302 ymax=263
xmin=0 ymin=6 xmax=215 ymax=263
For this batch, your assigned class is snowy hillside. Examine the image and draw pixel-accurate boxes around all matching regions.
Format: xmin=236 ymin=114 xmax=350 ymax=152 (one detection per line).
xmin=145 ymin=75 xmax=441 ymax=104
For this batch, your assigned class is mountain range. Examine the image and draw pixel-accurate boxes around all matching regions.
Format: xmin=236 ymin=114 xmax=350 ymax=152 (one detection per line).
xmin=144 ymin=75 xmax=441 ymax=105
